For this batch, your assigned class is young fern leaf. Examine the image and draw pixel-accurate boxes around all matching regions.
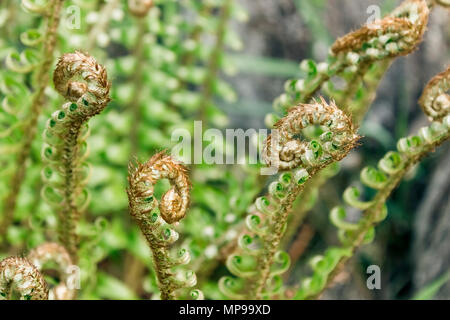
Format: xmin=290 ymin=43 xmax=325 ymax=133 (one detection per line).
xmin=272 ymin=0 xmax=429 ymax=118
xmin=281 ymin=163 xmax=339 ymax=249
xmin=277 ymin=0 xmax=430 ymax=252
xmin=41 ymin=51 xmax=111 ymax=263
xmin=294 ymin=69 xmax=450 ymax=300
xmin=220 ymin=98 xmax=359 ymax=299
xmin=127 ymin=0 xmax=153 ymax=156
xmin=419 ymin=66 xmax=449 ymax=121
xmin=197 ymin=0 xmax=233 ymax=123
xmin=127 ymin=151 xmax=198 ymax=300
xmin=27 ymin=242 xmax=75 ymax=300
xmin=0 ymin=0 xmax=64 ymax=241
xmin=0 ymin=257 xmax=48 ymax=300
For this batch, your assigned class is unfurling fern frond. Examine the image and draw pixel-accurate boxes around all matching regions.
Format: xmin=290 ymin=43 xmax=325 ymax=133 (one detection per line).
xmin=273 ymin=0 xmax=430 ymax=256
xmin=0 ymin=257 xmax=48 ymax=300
xmin=127 ymin=151 xmax=199 ymax=300
xmin=41 ymin=51 xmax=111 ymax=263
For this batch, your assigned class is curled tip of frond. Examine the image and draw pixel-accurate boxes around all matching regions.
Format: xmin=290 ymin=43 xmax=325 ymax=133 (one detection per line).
xmin=331 ymin=0 xmax=429 ymax=57
xmin=419 ymin=66 xmax=450 ymax=121
xmin=127 ymin=151 xmax=191 ymax=224
xmin=0 ymin=257 xmax=48 ymax=300
xmin=263 ymin=97 xmax=359 ymax=171
xmin=21 ymin=0 xmax=52 ymax=15
xmin=427 ymin=0 xmax=450 ymax=8
xmin=53 ymin=51 xmax=111 ymax=115
xmin=128 ymin=0 xmax=154 ymax=17
xmin=27 ymin=242 xmax=75 ymax=300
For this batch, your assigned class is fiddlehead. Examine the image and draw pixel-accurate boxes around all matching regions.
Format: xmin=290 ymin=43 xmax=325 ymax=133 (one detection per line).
xmin=273 ymin=0 xmax=429 ymax=255
xmin=220 ymin=98 xmax=359 ymax=299
xmin=127 ymin=151 xmax=197 ymax=299
xmin=294 ymin=70 xmax=450 ymax=300
xmin=197 ymin=0 xmax=233 ymax=123
xmin=27 ymin=242 xmax=75 ymax=300
xmin=272 ymin=0 xmax=429 ymax=117
xmin=0 ymin=0 xmax=64 ymax=241
xmin=419 ymin=66 xmax=450 ymax=121
xmin=128 ymin=0 xmax=153 ymax=17
xmin=41 ymin=51 xmax=111 ymax=263
xmin=0 ymin=257 xmax=48 ymax=300
xmin=263 ymin=98 xmax=358 ymax=171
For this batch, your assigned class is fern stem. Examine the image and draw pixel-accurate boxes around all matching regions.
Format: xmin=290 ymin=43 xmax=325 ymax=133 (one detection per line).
xmin=42 ymin=52 xmax=111 ymax=263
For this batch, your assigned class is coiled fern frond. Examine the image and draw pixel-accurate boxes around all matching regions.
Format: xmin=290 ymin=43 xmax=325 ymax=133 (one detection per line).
xmin=28 ymin=242 xmax=75 ymax=300
xmin=294 ymin=68 xmax=450 ymax=300
xmin=0 ymin=256 xmax=48 ymax=300
xmin=275 ymin=0 xmax=431 ymax=253
xmin=0 ymin=0 xmax=64 ymax=241
xmin=127 ymin=151 xmax=198 ymax=299
xmin=41 ymin=51 xmax=111 ymax=263
xmin=220 ymin=98 xmax=359 ymax=299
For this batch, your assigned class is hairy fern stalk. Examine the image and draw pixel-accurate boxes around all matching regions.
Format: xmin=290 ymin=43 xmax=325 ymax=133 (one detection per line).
xmin=127 ymin=151 xmax=199 ymax=300
xmin=0 ymin=0 xmax=64 ymax=240
xmin=0 ymin=242 xmax=74 ymax=300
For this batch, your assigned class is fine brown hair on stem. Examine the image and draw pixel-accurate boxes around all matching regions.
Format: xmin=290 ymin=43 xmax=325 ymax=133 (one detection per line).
xmin=27 ymin=242 xmax=75 ymax=300
xmin=0 ymin=0 xmax=64 ymax=242
xmin=419 ymin=65 xmax=450 ymax=121
xmin=127 ymin=151 xmax=196 ymax=299
xmin=127 ymin=151 xmax=191 ymax=226
xmin=128 ymin=0 xmax=153 ymax=17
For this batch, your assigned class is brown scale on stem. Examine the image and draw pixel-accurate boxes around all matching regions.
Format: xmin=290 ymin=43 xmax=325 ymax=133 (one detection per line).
xmin=127 ymin=151 xmax=191 ymax=225
xmin=419 ymin=66 xmax=450 ymax=121
xmin=0 ymin=0 xmax=64 ymax=242
xmin=127 ymin=152 xmax=194 ymax=299
xmin=264 ymin=98 xmax=358 ymax=171
xmin=0 ymin=257 xmax=48 ymax=300
xmin=331 ymin=0 xmax=429 ymax=57
xmin=128 ymin=0 xmax=153 ymax=17
xmin=221 ymin=98 xmax=359 ymax=299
